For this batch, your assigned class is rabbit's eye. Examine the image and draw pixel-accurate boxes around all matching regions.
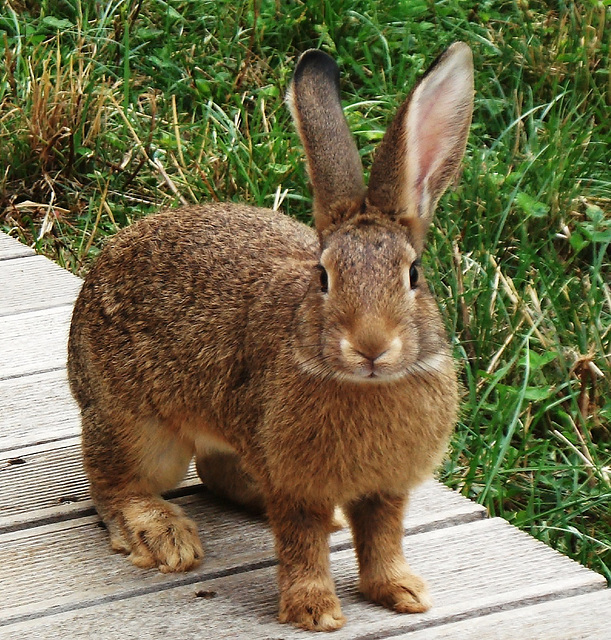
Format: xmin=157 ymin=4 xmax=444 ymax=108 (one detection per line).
xmin=318 ymin=265 xmax=329 ymax=293
xmin=409 ymin=264 xmax=419 ymax=288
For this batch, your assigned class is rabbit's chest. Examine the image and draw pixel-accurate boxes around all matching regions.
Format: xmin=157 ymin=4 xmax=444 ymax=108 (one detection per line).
xmin=262 ymin=381 xmax=457 ymax=501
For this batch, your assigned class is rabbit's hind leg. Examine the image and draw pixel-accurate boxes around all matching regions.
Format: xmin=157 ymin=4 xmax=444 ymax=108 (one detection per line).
xmin=195 ymin=449 xmax=266 ymax=515
xmin=195 ymin=450 xmax=347 ymax=532
xmin=82 ymin=407 xmax=203 ymax=573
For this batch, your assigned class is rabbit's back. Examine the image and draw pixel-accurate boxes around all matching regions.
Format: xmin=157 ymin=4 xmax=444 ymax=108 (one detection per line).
xmin=68 ymin=203 xmax=318 ymax=420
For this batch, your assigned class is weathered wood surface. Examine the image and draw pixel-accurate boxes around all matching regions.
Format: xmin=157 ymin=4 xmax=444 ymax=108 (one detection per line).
xmin=0 ymin=449 xmax=485 ymax=532
xmin=0 ymin=493 xmax=487 ymax=623
xmin=0 ymin=254 xmax=81 ymax=315
xmin=0 ymin=230 xmax=608 ymax=639
xmin=0 ymin=233 xmax=34 ymax=260
xmin=1 ymin=306 xmax=73 ymax=378
xmin=394 ymin=590 xmax=611 ymax=640
xmin=3 ymin=519 xmax=605 ymax=639
xmin=0 ymin=369 xmax=80 ymax=451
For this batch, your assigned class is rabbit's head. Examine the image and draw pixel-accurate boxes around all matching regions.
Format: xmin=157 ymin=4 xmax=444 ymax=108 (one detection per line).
xmin=287 ymin=44 xmax=473 ymax=383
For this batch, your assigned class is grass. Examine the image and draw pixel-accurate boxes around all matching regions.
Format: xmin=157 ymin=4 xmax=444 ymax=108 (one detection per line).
xmin=1 ymin=0 xmax=609 ymax=581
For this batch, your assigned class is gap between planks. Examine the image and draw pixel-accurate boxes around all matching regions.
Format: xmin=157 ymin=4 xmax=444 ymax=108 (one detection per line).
xmin=0 ymin=306 xmax=73 ymax=379
xmin=388 ymin=589 xmax=611 ymax=640
xmin=0 ymin=369 xmax=80 ymax=452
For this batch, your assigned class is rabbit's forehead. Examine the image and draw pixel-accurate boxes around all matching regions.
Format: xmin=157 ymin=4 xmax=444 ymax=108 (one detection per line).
xmin=320 ymin=227 xmax=417 ymax=274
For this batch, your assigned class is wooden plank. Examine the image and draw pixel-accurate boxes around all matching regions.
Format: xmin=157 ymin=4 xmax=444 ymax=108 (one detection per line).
xmin=0 ymin=306 xmax=72 ymax=379
xmin=1 ymin=518 xmax=605 ymax=637
xmin=0 ymin=369 xmax=80 ymax=452
xmin=0 ymin=255 xmax=81 ymax=316
xmin=0 ymin=232 xmax=34 ymax=260
xmin=390 ymin=588 xmax=611 ymax=639
xmin=0 ymin=440 xmax=89 ymax=525
xmin=0 ymin=430 xmax=485 ymax=530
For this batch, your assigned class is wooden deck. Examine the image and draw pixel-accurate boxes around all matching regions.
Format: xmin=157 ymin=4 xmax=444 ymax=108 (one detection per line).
xmin=0 ymin=230 xmax=608 ymax=639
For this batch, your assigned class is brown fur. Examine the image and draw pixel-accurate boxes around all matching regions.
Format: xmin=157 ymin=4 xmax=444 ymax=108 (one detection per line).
xmin=68 ymin=44 xmax=473 ymax=631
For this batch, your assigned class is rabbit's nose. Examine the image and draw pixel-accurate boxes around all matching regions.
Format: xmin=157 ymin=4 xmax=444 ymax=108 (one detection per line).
xmin=354 ymin=344 xmax=388 ymax=364
xmin=350 ymin=322 xmax=397 ymax=361
xmin=341 ymin=329 xmax=403 ymax=372
xmin=357 ymin=335 xmax=403 ymax=364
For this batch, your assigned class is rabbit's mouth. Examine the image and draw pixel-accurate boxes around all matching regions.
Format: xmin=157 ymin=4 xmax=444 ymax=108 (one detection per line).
xmin=337 ymin=351 xmax=451 ymax=385
xmin=352 ymin=357 xmax=394 ymax=380
xmin=345 ymin=366 xmax=406 ymax=383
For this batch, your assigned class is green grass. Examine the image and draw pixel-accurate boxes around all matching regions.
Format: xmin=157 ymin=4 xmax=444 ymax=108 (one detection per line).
xmin=1 ymin=0 xmax=609 ymax=580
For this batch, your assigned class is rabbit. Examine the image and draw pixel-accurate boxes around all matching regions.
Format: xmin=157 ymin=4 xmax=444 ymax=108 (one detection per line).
xmin=67 ymin=42 xmax=473 ymax=632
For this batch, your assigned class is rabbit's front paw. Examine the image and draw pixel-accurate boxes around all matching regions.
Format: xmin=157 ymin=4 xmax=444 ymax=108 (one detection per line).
xmin=362 ymin=571 xmax=432 ymax=614
xmin=117 ymin=498 xmax=203 ymax=573
xmin=279 ymin=585 xmax=345 ymax=632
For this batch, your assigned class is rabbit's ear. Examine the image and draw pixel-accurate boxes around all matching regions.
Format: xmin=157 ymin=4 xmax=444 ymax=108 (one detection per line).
xmin=288 ymin=50 xmax=366 ymax=233
xmin=368 ymin=42 xmax=473 ymax=233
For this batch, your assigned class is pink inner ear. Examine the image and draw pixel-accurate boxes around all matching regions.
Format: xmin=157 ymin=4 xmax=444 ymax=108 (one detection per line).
xmin=416 ymin=126 xmax=445 ymax=188
xmin=367 ymin=42 xmax=472 ymax=222
xmin=411 ymin=79 xmax=462 ymax=189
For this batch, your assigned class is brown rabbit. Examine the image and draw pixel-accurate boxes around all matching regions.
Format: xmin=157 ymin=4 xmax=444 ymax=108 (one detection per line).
xmin=67 ymin=43 xmax=474 ymax=631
